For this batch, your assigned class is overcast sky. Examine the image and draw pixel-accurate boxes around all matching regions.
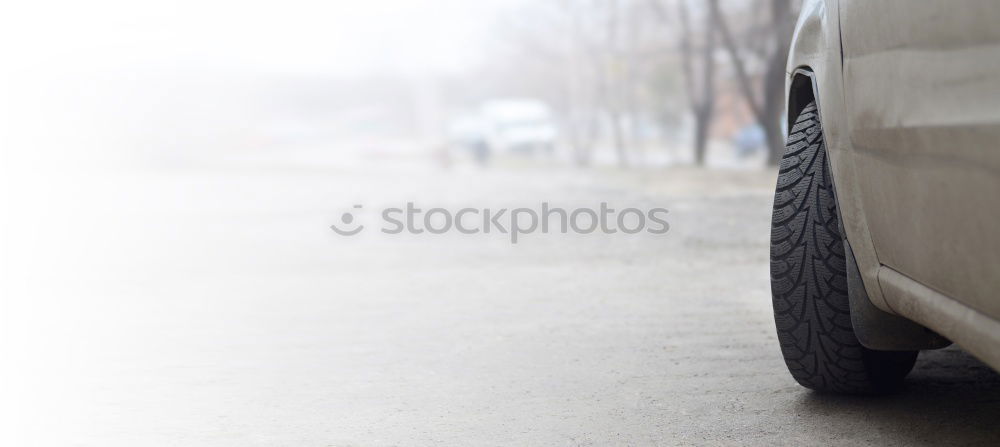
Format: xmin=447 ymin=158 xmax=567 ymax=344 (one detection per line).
xmin=2 ymin=0 xmax=524 ymax=77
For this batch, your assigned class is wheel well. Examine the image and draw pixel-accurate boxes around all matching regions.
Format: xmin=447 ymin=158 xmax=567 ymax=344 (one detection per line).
xmin=787 ymin=70 xmax=816 ymax=131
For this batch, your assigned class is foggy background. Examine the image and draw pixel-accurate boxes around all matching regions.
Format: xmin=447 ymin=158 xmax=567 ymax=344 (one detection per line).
xmin=9 ymin=1 xmax=999 ymax=446
xmin=2 ymin=0 xmax=796 ymax=171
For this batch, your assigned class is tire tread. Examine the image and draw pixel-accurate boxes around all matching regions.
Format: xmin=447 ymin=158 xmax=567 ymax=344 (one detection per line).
xmin=770 ymin=102 xmax=916 ymax=394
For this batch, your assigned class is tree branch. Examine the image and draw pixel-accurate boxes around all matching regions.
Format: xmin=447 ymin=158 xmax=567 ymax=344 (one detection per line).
xmin=709 ymin=0 xmax=765 ymax=121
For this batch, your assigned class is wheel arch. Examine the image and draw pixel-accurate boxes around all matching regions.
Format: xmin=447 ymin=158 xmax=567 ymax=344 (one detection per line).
xmin=787 ymin=68 xmax=818 ymax=133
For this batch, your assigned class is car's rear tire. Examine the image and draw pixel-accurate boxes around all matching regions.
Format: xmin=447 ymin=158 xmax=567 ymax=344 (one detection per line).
xmin=770 ymin=101 xmax=917 ymax=394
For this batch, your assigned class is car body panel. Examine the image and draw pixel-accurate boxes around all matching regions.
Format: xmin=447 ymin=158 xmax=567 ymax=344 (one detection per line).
xmin=786 ymin=0 xmax=1000 ymax=367
xmin=839 ymin=0 xmax=1000 ymax=320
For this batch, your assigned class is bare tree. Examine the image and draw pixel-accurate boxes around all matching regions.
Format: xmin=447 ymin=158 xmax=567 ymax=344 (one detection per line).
xmin=710 ymin=0 xmax=797 ymax=164
xmin=649 ymin=0 xmax=717 ymax=165
xmin=563 ymin=0 xmax=602 ymax=166
xmin=677 ymin=0 xmax=717 ymax=165
xmin=600 ymin=0 xmax=631 ymax=167
xmin=496 ymin=0 xmax=636 ymax=167
xmin=591 ymin=0 xmax=656 ymax=167
xmin=492 ymin=0 xmax=699 ymax=167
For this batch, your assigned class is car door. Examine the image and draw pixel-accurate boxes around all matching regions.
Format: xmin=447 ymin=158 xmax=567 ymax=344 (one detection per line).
xmin=839 ymin=0 xmax=1000 ymax=318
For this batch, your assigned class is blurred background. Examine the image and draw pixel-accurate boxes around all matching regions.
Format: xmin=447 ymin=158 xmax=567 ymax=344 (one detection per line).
xmin=1 ymin=0 xmax=799 ymax=171
xmin=12 ymin=1 xmax=999 ymax=446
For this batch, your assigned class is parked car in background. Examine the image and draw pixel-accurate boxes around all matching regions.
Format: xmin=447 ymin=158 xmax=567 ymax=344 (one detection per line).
xmin=447 ymin=98 xmax=557 ymax=163
xmin=479 ymin=99 xmax=557 ymax=155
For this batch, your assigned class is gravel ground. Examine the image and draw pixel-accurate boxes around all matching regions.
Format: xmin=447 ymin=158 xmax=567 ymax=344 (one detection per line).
xmin=4 ymin=158 xmax=999 ymax=446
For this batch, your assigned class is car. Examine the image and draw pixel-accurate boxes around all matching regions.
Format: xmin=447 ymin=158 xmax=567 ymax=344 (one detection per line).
xmin=446 ymin=99 xmax=558 ymax=164
xmin=478 ymin=99 xmax=557 ymax=155
xmin=770 ymin=0 xmax=1000 ymax=394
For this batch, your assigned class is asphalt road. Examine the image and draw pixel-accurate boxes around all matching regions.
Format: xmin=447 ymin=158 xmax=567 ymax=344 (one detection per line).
xmin=4 ymin=157 xmax=999 ymax=446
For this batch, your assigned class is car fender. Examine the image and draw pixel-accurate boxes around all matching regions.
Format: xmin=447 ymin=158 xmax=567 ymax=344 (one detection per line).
xmin=786 ymin=0 xmax=888 ymax=313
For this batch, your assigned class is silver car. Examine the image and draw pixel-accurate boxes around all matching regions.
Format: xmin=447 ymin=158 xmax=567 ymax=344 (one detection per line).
xmin=771 ymin=0 xmax=1000 ymax=393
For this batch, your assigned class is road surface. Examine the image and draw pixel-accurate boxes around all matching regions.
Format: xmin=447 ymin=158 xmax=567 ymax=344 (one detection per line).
xmin=4 ymin=157 xmax=999 ymax=446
